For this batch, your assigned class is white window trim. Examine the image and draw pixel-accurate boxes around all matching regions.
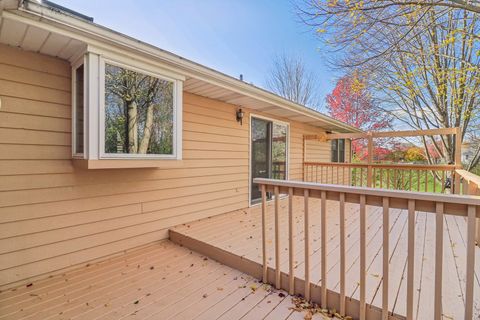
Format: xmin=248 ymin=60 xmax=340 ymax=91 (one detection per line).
xmin=72 ymin=52 xmax=183 ymax=162
xmin=99 ymin=57 xmax=182 ymax=160
xmin=71 ymin=55 xmax=86 ymax=159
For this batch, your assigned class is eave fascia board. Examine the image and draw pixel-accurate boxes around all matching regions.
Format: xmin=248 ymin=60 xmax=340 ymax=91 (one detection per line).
xmin=7 ymin=4 xmax=361 ymax=133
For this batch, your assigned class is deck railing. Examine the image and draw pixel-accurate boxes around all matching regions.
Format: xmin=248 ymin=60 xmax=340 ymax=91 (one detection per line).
xmin=457 ymin=169 xmax=480 ymax=244
xmin=254 ymin=177 xmax=480 ymax=320
xmin=304 ymin=162 xmax=457 ymax=193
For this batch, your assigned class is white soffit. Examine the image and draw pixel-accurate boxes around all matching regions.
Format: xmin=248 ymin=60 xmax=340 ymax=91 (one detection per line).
xmin=183 ymin=77 xmax=342 ymax=130
xmin=0 ymin=16 xmax=85 ymax=61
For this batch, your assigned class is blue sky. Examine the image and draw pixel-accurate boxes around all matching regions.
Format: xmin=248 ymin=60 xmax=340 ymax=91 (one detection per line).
xmin=54 ymin=0 xmax=340 ymax=109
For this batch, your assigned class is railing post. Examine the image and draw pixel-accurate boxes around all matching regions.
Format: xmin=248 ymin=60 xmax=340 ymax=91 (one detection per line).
xmin=339 ymin=193 xmax=346 ymax=316
xmin=304 ymin=189 xmax=310 ymax=301
xmin=359 ymin=194 xmax=367 ymax=320
xmin=288 ymin=187 xmax=295 ymax=295
xmin=407 ymin=199 xmax=415 ymax=320
xmin=367 ymin=134 xmax=373 ymax=187
xmin=382 ymin=197 xmax=389 ymax=320
xmin=320 ymin=190 xmax=327 ymax=308
xmin=261 ymin=184 xmax=267 ymax=283
xmin=465 ymin=205 xmax=476 ymax=320
xmin=434 ymin=202 xmax=444 ymax=320
xmin=274 ymin=186 xmax=280 ymax=289
xmin=454 ymin=127 xmax=462 ymax=194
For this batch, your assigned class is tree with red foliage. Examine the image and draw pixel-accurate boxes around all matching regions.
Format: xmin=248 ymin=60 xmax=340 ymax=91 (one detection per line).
xmin=326 ymin=74 xmax=391 ymax=160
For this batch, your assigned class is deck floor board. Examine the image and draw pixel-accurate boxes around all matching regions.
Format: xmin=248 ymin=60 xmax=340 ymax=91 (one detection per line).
xmin=0 ymin=241 xmax=323 ymax=320
xmin=172 ymin=196 xmax=480 ymax=319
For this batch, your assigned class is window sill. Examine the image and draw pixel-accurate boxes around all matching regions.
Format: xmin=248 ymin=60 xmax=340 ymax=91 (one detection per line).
xmin=73 ymin=159 xmax=184 ymax=170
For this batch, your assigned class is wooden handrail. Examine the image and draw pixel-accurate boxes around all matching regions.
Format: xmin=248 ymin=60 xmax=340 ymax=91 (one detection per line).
xmin=255 ymin=178 xmax=480 ymax=211
xmin=455 ymin=169 xmax=480 ymax=195
xmin=255 ymin=177 xmax=479 ymax=320
xmin=455 ymin=169 xmax=480 ymax=248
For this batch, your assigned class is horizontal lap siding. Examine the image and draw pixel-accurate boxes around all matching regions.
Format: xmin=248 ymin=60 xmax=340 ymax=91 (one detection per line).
xmin=0 ymin=45 xmax=330 ymax=289
xmin=305 ymin=139 xmax=351 ymax=184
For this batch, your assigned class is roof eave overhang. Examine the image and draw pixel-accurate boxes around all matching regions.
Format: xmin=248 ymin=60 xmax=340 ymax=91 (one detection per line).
xmin=5 ymin=1 xmax=362 ymax=134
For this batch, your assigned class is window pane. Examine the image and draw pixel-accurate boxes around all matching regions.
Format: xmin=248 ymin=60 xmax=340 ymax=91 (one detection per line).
xmin=338 ymin=139 xmax=345 ymax=163
xmin=331 ymin=139 xmax=338 ymax=162
xmin=75 ymin=64 xmax=84 ymax=154
xmin=272 ymin=123 xmax=287 ymax=180
xmin=104 ymin=64 xmax=174 ymax=155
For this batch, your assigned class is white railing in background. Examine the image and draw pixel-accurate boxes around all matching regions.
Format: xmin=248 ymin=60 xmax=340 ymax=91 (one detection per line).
xmin=254 ymin=178 xmax=480 ymax=320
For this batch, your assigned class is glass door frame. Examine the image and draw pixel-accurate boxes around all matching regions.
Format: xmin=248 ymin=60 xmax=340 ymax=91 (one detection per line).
xmin=249 ymin=114 xmax=290 ymax=206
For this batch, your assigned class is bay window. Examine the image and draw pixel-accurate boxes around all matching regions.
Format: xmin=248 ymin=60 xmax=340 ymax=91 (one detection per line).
xmin=72 ymin=51 xmax=183 ymax=167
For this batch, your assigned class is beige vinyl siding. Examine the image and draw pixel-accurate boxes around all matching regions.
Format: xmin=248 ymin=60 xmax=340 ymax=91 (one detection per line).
xmin=0 ymin=44 xmax=331 ymax=289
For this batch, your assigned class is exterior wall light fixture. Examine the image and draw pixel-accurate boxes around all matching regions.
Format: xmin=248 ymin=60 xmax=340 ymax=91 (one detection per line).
xmin=236 ymin=108 xmax=244 ymax=125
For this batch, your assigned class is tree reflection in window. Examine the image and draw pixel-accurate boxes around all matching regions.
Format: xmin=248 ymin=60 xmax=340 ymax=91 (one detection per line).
xmin=104 ymin=64 xmax=174 ymax=155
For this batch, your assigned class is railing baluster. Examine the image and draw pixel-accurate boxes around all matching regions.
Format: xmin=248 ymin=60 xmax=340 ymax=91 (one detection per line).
xmin=353 ymin=168 xmax=356 ymax=187
xmin=360 ymin=168 xmax=364 ymax=187
xmin=434 ymin=202 xmax=444 ymax=320
xmin=321 ymin=190 xmax=327 ymax=308
xmin=409 ymin=170 xmax=413 ymax=191
xmin=442 ymin=171 xmax=445 ymax=193
xmin=380 ymin=168 xmax=383 ymax=189
xmin=360 ymin=194 xmax=366 ymax=320
xmin=304 ymin=189 xmax=310 ymax=301
xmin=433 ymin=172 xmax=437 ymax=193
xmin=336 ymin=167 xmax=340 ymax=185
xmin=387 ymin=169 xmax=390 ymax=189
xmin=417 ymin=170 xmax=421 ymax=191
xmin=288 ymin=187 xmax=295 ymax=295
xmin=382 ymin=197 xmax=389 ymax=320
xmin=465 ymin=205 xmax=476 ymax=320
xmin=425 ymin=170 xmax=428 ymax=192
xmin=394 ymin=169 xmax=397 ymax=190
xmin=274 ymin=186 xmax=281 ymax=289
xmin=315 ymin=165 xmax=318 ymax=183
xmin=407 ymin=199 xmax=415 ymax=320
xmin=339 ymin=193 xmax=346 ymax=316
xmin=261 ymin=184 xmax=268 ymax=283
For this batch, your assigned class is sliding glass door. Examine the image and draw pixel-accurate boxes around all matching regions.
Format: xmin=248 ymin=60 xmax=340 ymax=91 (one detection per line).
xmin=251 ymin=117 xmax=288 ymax=203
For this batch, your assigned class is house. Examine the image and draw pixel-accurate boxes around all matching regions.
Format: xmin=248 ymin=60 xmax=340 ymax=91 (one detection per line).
xmin=0 ymin=1 xmax=479 ymax=320
xmin=0 ymin=0 xmax=357 ymax=295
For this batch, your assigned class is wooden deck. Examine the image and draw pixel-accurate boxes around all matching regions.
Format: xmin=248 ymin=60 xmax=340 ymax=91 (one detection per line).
xmin=0 ymin=240 xmax=331 ymax=320
xmin=171 ymin=196 xmax=480 ymax=320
